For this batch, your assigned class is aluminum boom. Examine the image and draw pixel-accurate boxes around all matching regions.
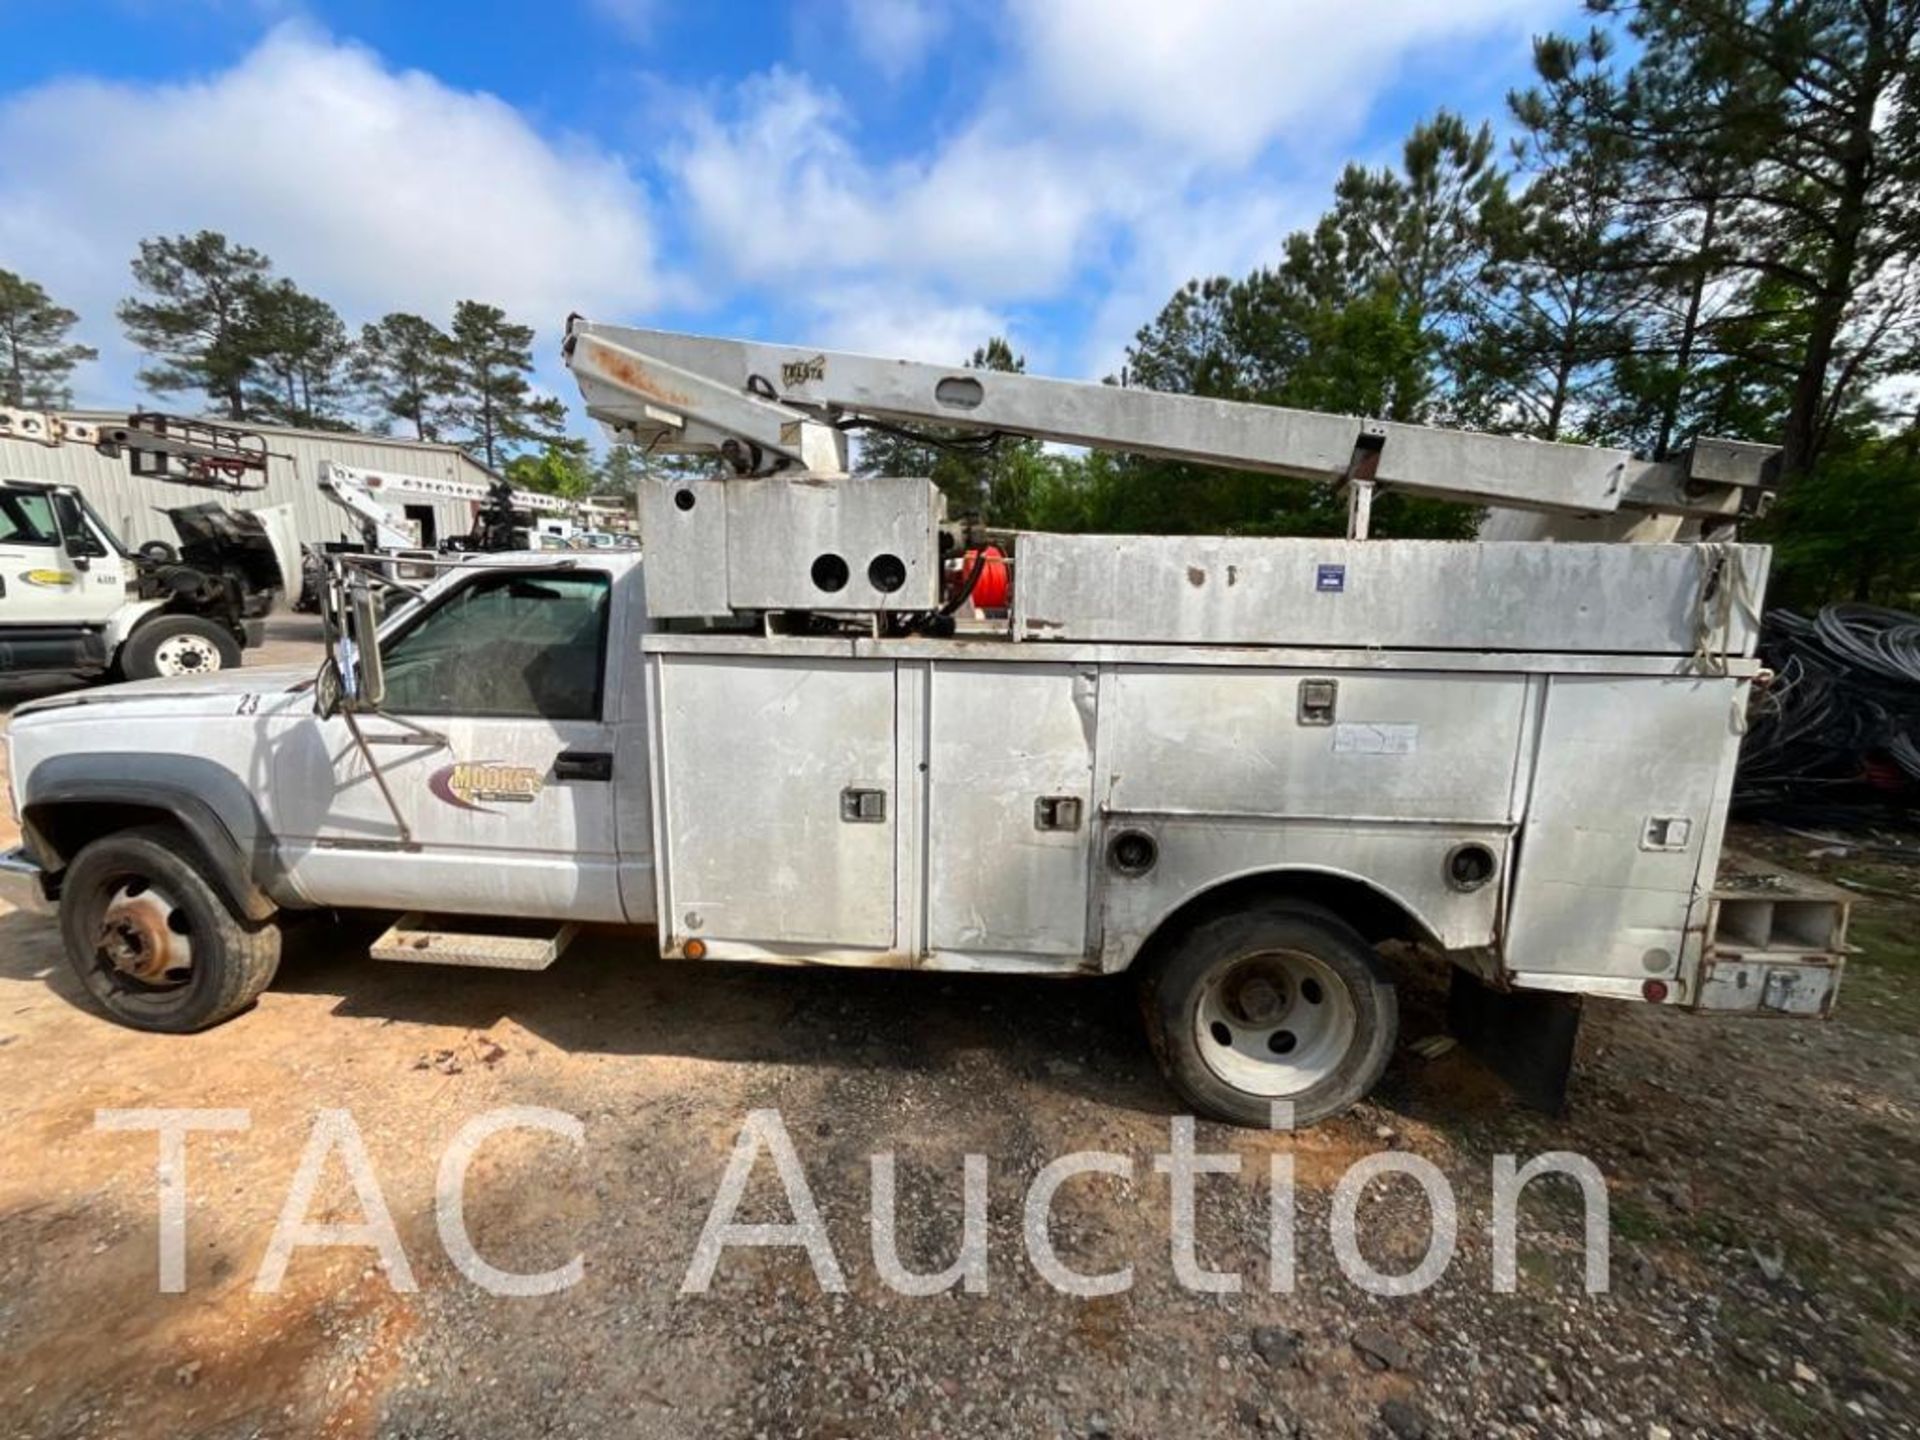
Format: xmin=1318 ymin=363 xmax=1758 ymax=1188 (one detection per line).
xmin=564 ymin=321 xmax=1775 ymax=521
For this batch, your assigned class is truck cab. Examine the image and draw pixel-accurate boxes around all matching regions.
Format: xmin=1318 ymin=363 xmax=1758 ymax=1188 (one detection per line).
xmin=0 ymin=476 xmax=295 ymax=681
xmin=0 ymin=478 xmax=132 ymax=673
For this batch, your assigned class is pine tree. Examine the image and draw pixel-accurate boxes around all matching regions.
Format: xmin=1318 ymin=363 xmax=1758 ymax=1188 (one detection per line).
xmin=116 ymin=231 xmax=273 ymax=419
xmin=441 ymin=301 xmax=565 ymax=470
xmin=248 ymin=280 xmax=355 ymax=430
xmin=0 ymin=269 xmax=97 ymax=408
xmin=354 ymin=313 xmax=454 ymax=440
xmin=1307 ymin=110 xmax=1507 ymax=421
xmin=1585 ymin=0 xmax=1920 ymax=477
xmin=1460 ymin=32 xmax=1640 ymax=441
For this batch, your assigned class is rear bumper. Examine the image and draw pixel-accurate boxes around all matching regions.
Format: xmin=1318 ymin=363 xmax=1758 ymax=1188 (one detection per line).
xmin=1696 ymin=955 xmax=1843 ymax=1017
xmin=0 ymin=846 xmax=50 ymax=915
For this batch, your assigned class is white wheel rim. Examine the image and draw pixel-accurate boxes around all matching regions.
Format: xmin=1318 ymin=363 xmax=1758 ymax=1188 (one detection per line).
xmin=152 ymin=634 xmax=222 ymax=675
xmin=1193 ymin=949 xmax=1357 ymax=1097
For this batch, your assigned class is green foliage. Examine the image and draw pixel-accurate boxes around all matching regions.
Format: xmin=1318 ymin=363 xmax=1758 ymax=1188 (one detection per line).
xmin=592 ymin=442 xmax=647 ymax=497
xmin=114 ymin=231 xmax=352 ymax=428
xmin=246 ymin=280 xmax=355 ymax=430
xmin=1459 ymin=31 xmax=1639 ymax=441
xmin=1758 ymin=425 xmax=1920 ymax=608
xmin=504 ymin=437 xmax=594 ymax=500
xmin=1583 ymin=0 xmax=1920 ymax=476
xmin=0 ymin=269 xmax=96 ymax=408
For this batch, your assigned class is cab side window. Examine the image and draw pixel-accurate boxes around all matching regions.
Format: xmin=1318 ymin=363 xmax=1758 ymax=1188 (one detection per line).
xmin=377 ymin=570 xmax=611 ymax=720
xmin=0 ymin=492 xmax=60 ymax=546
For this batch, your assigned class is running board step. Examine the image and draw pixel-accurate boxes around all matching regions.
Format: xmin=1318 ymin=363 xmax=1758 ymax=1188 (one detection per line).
xmin=371 ymin=913 xmax=578 ymax=970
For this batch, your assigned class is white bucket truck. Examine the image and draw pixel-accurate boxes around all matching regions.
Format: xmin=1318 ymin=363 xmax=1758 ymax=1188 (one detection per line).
xmin=0 ymin=325 xmax=1846 ymax=1125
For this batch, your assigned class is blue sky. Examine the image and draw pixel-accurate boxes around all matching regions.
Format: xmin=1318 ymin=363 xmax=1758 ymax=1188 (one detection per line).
xmin=1 ymin=0 xmax=1572 ymax=424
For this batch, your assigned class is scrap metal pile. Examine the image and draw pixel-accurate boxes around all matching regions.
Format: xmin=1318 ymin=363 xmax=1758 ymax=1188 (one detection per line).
xmin=1736 ymin=604 xmax=1920 ymax=825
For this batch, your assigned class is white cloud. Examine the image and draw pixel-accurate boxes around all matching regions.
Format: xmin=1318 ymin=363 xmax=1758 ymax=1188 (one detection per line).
xmin=1005 ymin=0 xmax=1553 ymax=167
xmin=844 ymin=0 xmax=948 ymax=80
xmin=0 ymin=25 xmax=660 ymax=407
xmin=665 ymin=0 xmax=1551 ymax=379
xmin=669 ymin=69 xmax=1110 ymax=298
xmin=802 ymin=281 xmax=1012 ymax=364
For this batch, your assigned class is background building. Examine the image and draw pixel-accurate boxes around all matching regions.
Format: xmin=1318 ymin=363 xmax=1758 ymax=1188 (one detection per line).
xmin=0 ymin=413 xmax=498 ymax=552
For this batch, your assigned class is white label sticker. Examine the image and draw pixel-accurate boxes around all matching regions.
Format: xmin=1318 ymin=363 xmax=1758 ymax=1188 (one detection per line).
xmin=1332 ymin=722 xmax=1418 ymax=755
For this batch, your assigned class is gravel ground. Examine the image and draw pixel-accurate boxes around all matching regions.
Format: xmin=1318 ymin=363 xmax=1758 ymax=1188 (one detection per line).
xmin=0 ymin=619 xmax=1915 ymax=1439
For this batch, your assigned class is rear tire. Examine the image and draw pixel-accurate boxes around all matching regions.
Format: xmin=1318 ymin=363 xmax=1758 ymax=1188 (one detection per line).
xmin=117 ymin=614 xmax=242 ymax=681
xmin=1140 ymin=902 xmax=1398 ymax=1127
xmin=57 ymin=825 xmax=280 ymax=1033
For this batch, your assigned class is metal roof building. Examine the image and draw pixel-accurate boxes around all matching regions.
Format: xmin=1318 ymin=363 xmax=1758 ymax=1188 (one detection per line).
xmin=0 ymin=413 xmax=498 ymax=552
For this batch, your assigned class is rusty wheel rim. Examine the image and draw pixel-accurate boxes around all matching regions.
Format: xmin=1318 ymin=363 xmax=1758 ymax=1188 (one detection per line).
xmin=94 ymin=881 xmax=195 ymax=989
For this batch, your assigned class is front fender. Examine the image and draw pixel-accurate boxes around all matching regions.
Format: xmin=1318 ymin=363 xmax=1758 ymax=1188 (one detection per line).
xmin=102 ymin=599 xmax=171 ymax=656
xmin=20 ymin=752 xmax=280 ymax=922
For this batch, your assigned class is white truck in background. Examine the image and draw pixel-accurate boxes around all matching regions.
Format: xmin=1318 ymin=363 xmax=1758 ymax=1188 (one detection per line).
xmin=316 ymin=460 xmax=572 ymax=557
xmin=0 ymin=410 xmax=298 ymax=680
xmin=0 ymin=326 xmax=1851 ymax=1127
xmin=305 ymin=460 xmax=579 ymax=603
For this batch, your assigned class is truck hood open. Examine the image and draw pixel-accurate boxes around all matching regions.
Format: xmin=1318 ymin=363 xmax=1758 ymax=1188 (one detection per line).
xmin=164 ymin=502 xmax=300 ymax=595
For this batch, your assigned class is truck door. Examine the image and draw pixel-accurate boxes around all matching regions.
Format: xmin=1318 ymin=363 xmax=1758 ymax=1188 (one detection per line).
xmin=274 ymin=561 xmax=627 ymax=921
xmin=0 ymin=486 xmax=124 ymax=628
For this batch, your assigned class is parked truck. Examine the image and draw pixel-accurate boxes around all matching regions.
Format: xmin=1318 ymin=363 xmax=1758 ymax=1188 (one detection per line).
xmin=0 ymin=325 xmax=1849 ymax=1126
xmin=0 ymin=411 xmax=298 ymax=680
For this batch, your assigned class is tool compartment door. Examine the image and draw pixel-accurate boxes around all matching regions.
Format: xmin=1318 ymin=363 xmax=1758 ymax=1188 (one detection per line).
xmin=654 ymin=653 xmax=897 ymax=950
xmin=926 ymin=663 xmax=1096 ymax=958
xmin=1505 ymin=675 xmax=1743 ymax=983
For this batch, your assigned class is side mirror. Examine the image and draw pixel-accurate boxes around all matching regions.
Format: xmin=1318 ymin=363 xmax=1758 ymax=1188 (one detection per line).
xmin=352 ymin=580 xmax=386 ymax=708
xmin=314 ymin=654 xmax=345 ymax=719
xmin=314 ymin=575 xmax=386 ymax=717
xmin=52 ymin=495 xmax=107 ymax=560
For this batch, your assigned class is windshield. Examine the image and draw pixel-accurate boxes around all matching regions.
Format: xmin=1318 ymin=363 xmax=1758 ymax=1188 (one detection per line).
xmin=0 ymin=489 xmax=60 ymax=546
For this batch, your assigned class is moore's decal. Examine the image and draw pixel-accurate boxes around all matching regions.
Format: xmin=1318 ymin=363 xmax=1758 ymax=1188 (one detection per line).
xmin=21 ymin=569 xmax=78 ymax=588
xmin=429 ymin=761 xmax=544 ymax=813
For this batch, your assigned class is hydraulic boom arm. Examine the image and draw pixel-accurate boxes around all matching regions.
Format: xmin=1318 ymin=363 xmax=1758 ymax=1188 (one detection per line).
xmin=564 ymin=320 xmax=1776 ymax=522
xmin=317 ymin=461 xmax=570 ymax=551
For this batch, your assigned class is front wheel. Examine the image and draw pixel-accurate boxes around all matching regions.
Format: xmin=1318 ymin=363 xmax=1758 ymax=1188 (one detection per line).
xmin=1141 ymin=902 xmax=1398 ymax=1127
xmin=117 ymin=614 xmax=242 ymax=681
xmin=57 ymin=826 xmax=280 ymax=1032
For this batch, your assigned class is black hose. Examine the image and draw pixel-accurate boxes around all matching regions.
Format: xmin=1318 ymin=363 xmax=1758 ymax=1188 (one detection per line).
xmin=1734 ymin=602 xmax=1920 ymax=828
